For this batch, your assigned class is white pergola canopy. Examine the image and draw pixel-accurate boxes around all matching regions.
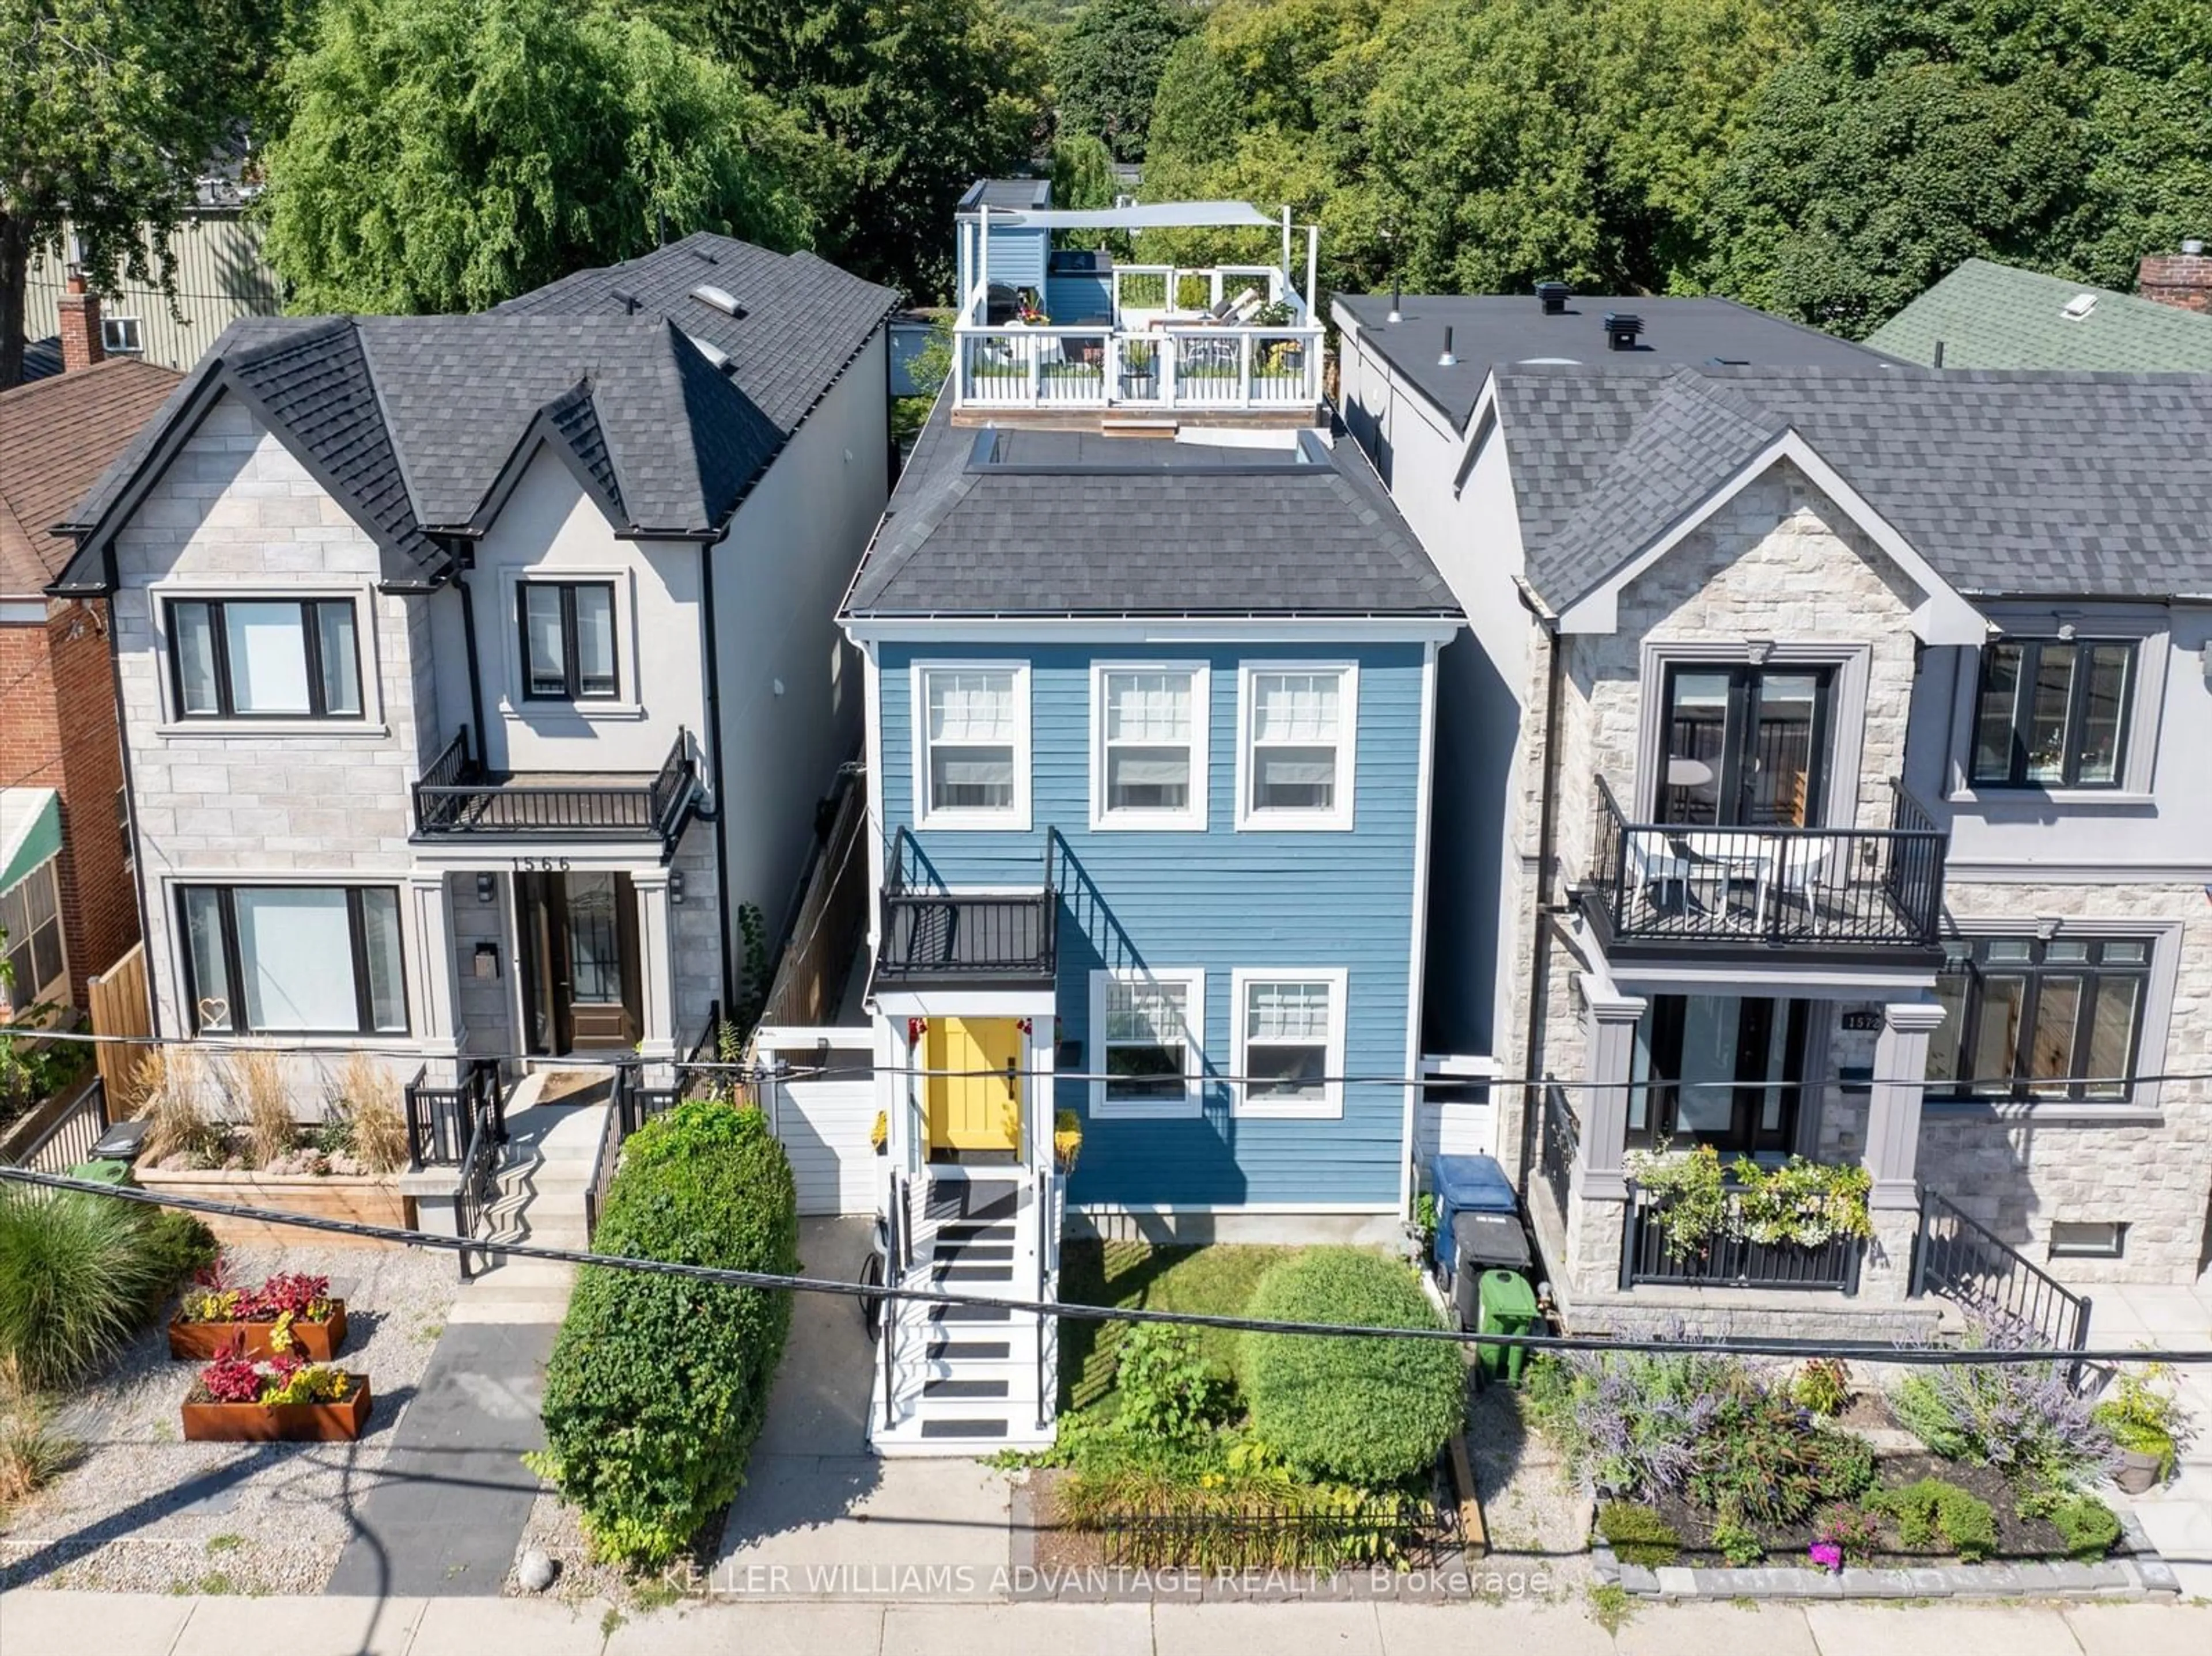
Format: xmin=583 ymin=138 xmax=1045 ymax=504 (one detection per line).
xmin=970 ymin=202 xmax=1278 ymax=230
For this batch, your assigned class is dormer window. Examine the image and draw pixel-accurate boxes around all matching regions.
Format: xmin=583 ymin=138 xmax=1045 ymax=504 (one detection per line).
xmin=520 ymin=581 xmax=618 ymax=702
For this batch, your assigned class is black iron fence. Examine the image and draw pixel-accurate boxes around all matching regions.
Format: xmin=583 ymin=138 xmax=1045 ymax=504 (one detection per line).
xmin=412 ymin=725 xmax=696 ymax=844
xmin=403 ymin=1059 xmax=504 ymax=1168
xmin=1620 ymin=1183 xmax=1864 ymax=1294
xmin=1587 ymin=775 xmax=1946 ymax=949
xmin=1912 ymin=1189 xmax=2093 ymax=1384
xmin=1539 ymin=1082 xmax=1578 ymax=1223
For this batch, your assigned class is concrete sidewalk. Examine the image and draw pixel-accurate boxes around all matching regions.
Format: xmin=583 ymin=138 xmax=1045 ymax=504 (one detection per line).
xmin=2 ymin=1590 xmax=2207 ymax=1656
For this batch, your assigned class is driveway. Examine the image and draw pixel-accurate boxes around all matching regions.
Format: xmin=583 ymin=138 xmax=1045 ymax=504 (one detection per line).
xmin=715 ymin=1217 xmax=1017 ymax=1600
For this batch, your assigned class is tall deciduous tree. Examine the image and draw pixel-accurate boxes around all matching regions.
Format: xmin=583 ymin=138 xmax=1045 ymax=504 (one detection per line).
xmin=1051 ymin=0 xmax=1192 ymax=161
xmin=652 ymin=0 xmax=1049 ymax=301
xmin=0 ymin=0 xmax=264 ymax=388
xmin=1705 ymin=0 xmax=2212 ymax=334
xmin=260 ymin=0 xmax=820 ymax=314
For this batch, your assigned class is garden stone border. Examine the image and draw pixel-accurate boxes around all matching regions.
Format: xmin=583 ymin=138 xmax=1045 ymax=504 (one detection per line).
xmin=1592 ymin=1506 xmax=2179 ymax=1600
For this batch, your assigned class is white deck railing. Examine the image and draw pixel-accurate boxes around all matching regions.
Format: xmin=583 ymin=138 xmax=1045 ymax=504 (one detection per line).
xmin=954 ymin=322 xmax=1322 ymax=412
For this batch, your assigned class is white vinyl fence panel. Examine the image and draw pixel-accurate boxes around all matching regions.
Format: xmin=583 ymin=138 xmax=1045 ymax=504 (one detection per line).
xmin=759 ymin=1035 xmax=878 ymax=1215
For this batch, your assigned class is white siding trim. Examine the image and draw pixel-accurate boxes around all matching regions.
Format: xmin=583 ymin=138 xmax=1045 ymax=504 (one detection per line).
xmin=1229 ymin=966 xmax=1349 ymax=1120
xmin=1088 ymin=660 xmax=1210 ymax=832
xmin=1087 ymin=966 xmax=1206 ymax=1120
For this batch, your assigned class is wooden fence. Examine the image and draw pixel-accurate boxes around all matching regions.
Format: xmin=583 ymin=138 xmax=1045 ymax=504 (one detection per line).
xmin=86 ymin=942 xmax=150 ymax=1108
xmin=756 ymin=776 xmax=867 ymax=1034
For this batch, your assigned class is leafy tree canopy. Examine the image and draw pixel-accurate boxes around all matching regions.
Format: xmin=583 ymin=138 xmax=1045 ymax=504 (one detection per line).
xmin=260 ymin=0 xmax=820 ymax=314
xmin=1703 ymin=0 xmax=2212 ymax=334
xmin=1052 ymin=0 xmax=1194 ymax=161
xmin=651 ymin=0 xmax=1050 ymax=301
xmin=0 ymin=0 xmax=278 ymax=387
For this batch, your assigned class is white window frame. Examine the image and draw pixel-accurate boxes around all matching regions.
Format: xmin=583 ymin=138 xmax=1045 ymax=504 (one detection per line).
xmin=1089 ymin=661 xmax=1209 ymax=831
xmin=100 ymin=316 xmax=143 ymax=354
xmin=1234 ymin=661 xmax=1358 ymax=831
xmin=0 ymin=859 xmax=69 ymax=1011
xmin=1230 ymin=967 xmax=1348 ymax=1120
xmin=1087 ymin=967 xmax=1206 ymax=1119
xmin=912 ymin=660 xmax=1031 ymax=831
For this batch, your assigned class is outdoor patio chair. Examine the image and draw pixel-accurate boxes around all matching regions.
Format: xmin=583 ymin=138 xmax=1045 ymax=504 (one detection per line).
xmin=1623 ymin=830 xmax=1694 ymax=919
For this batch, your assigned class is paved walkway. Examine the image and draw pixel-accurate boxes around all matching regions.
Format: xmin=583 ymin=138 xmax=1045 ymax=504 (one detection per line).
xmin=2095 ymin=1282 xmax=2212 ymax=1599
xmin=3 ymin=1590 xmax=2207 ymax=1656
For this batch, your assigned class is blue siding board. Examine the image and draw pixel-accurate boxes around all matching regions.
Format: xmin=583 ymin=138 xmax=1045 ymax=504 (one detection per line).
xmin=981 ymin=229 xmax=1049 ymax=293
xmin=878 ymin=641 xmax=1425 ymax=1210
xmin=1045 ymin=274 xmax=1112 ymax=323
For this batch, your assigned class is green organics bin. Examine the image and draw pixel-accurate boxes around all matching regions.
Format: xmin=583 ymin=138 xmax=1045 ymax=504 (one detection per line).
xmin=1475 ymin=1268 xmax=1539 ymax=1387
xmin=65 ymin=1158 xmax=132 ymax=1187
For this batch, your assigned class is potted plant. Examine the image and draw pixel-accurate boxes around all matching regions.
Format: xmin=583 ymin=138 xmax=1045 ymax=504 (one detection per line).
xmin=1053 ymin=1108 xmax=1083 ymax=1173
xmin=1120 ymin=339 xmax=1158 ymax=399
xmin=2094 ymin=1364 xmax=2187 ymax=1492
xmin=170 ymin=1267 xmax=348 ymax=1362
xmin=181 ymin=1351 xmax=372 ymax=1442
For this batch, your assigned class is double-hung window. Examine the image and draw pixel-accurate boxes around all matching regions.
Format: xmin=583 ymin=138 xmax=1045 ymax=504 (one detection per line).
xmin=179 ymin=885 xmax=408 ymax=1036
xmin=1231 ymin=969 xmax=1347 ymax=1117
xmin=0 ymin=863 xmax=65 ymax=1007
xmin=520 ymin=581 xmax=619 ymax=701
xmin=169 ymin=598 xmax=362 ymax=719
xmin=1238 ymin=664 xmax=1355 ymax=828
xmin=1093 ymin=665 xmax=1207 ymax=828
xmin=1089 ymin=968 xmax=1205 ymax=1117
xmin=1926 ymin=935 xmax=2151 ymax=1102
xmin=1970 ymin=638 xmax=2134 ymax=789
xmin=916 ymin=664 xmax=1028 ymax=827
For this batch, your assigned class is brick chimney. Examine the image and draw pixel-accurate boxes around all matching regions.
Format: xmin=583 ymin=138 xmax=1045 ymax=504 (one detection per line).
xmin=57 ymin=269 xmax=105 ymax=372
xmin=2138 ymin=238 xmax=2212 ymax=315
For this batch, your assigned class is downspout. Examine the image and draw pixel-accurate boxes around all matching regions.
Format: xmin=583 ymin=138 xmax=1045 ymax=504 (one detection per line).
xmin=700 ymin=536 xmax=737 ymax=1018
xmin=1516 ymin=608 xmax=1567 ymax=1191
xmin=451 ymin=547 xmax=486 ymax=757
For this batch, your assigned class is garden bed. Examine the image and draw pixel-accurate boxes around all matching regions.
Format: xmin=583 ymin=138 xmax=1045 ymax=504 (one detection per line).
xmin=132 ymin=1164 xmax=410 ymax=1247
xmin=168 ymin=1301 xmax=348 ymax=1362
xmin=181 ymin=1380 xmax=371 ymax=1443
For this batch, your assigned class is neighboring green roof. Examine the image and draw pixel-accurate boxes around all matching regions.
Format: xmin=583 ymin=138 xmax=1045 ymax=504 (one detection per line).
xmin=0 ymin=788 xmax=60 ymax=895
xmin=1865 ymin=258 xmax=2212 ymax=371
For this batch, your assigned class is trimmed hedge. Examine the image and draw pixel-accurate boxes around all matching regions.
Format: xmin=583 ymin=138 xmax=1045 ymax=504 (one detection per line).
xmin=533 ymin=1098 xmax=798 ymax=1567
xmin=1236 ymin=1247 xmax=1464 ymax=1487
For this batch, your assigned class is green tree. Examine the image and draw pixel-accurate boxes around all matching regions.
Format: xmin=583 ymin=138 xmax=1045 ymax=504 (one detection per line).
xmin=1051 ymin=132 xmax=1119 ymax=211
xmin=653 ymin=0 xmax=1050 ymax=301
xmin=261 ymin=0 xmax=819 ymax=314
xmin=1051 ymin=0 xmax=1192 ymax=161
xmin=0 ymin=0 xmax=276 ymax=388
xmin=1703 ymin=0 xmax=2212 ymax=334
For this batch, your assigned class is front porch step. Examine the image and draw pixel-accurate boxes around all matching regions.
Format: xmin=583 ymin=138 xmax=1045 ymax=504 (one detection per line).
xmin=925 ymin=1181 xmax=1022 ymax=1223
xmin=931 ymin=1261 xmax=1017 ymax=1284
xmin=927 ymin=1339 xmax=1013 ymax=1361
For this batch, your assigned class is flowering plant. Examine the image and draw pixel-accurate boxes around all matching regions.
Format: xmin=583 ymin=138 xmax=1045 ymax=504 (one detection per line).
xmin=1806 ymin=1540 xmax=1843 ymax=1574
xmin=192 ymin=1353 xmax=353 ymax=1407
xmin=199 ymin=1350 xmax=264 ymax=1403
xmin=1622 ymin=1142 xmax=1872 ymax=1259
xmin=176 ymin=1268 xmax=335 ymax=1326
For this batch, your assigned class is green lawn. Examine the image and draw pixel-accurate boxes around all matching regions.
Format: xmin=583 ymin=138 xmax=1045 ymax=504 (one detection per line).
xmin=1057 ymin=1240 xmax=1296 ymax=1416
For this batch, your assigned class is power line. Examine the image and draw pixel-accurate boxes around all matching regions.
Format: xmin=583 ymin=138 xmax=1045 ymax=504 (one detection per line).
xmin=1 ymin=1164 xmax=2204 ymax=1369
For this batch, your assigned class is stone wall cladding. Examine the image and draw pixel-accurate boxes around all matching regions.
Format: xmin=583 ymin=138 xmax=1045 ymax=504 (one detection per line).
xmin=111 ymin=395 xmax=430 ymax=1034
xmin=669 ymin=820 xmax=724 ymax=1043
xmin=1916 ymin=877 xmax=2212 ymax=1286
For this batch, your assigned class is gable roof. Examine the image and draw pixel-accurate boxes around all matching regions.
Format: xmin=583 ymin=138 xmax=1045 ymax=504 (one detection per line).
xmin=56 ymin=237 xmax=895 ymax=594
xmin=1335 ymin=292 xmax=1898 ymax=431
xmin=1862 ymin=258 xmax=2212 ymax=372
xmin=0 ymin=358 xmax=181 ymax=595
xmin=844 ymin=399 xmax=1456 ymax=622
xmin=1491 ymin=365 xmax=2212 ymax=607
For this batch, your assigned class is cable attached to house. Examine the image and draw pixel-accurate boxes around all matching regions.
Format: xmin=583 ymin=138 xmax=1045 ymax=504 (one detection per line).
xmin=2 ymin=1164 xmax=2204 ymax=1369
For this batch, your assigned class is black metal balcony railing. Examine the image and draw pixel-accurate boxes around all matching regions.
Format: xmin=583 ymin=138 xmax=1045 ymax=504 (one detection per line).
xmin=412 ymin=725 xmax=696 ymax=847
xmin=1539 ymin=1082 xmax=1579 ymax=1224
xmin=1585 ymin=776 xmax=1946 ymax=952
xmin=1621 ymin=1183 xmax=1865 ymax=1294
xmin=874 ymin=827 xmax=1057 ymax=987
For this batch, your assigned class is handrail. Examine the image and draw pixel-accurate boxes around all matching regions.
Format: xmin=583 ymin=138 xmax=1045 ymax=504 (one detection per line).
xmin=1588 ymin=774 xmax=1946 ymax=948
xmin=1912 ymin=1188 xmax=2094 ymax=1386
xmin=1035 ymin=1165 xmax=1052 ymax=1431
xmin=876 ymin=826 xmax=1057 ymax=983
xmin=1621 ymin=1178 xmax=1863 ymax=1294
xmin=413 ymin=726 xmax=695 ymax=844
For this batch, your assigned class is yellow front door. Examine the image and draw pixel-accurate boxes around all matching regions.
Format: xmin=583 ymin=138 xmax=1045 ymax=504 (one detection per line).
xmin=925 ymin=1016 xmax=1024 ymax=1153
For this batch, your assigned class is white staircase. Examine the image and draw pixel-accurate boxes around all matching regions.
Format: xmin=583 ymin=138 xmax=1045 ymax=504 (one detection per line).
xmin=447 ymin=1086 xmax=605 ymax=1326
xmin=870 ymin=1170 xmax=1059 ymax=1455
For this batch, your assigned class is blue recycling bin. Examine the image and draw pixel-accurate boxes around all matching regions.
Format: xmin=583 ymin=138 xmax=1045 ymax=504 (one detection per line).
xmin=1429 ymin=1153 xmax=1518 ymax=1275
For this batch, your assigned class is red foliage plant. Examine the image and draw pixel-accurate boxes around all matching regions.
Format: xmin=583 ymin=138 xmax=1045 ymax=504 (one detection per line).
xmin=198 ymin=1352 xmax=264 ymax=1404
xmin=244 ymin=1274 xmax=331 ymax=1320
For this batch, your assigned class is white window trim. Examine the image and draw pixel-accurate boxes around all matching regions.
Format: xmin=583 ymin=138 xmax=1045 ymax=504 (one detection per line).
xmin=1087 ymin=967 xmax=1206 ymax=1119
xmin=0 ymin=858 xmax=70 ymax=1011
xmin=1234 ymin=661 xmax=1358 ymax=832
xmin=147 ymin=582 xmax=387 ymax=736
xmin=911 ymin=659 xmax=1032 ymax=831
xmin=1943 ymin=608 xmax=2169 ymax=804
xmin=1230 ymin=967 xmax=1349 ymax=1120
xmin=1089 ymin=661 xmax=1209 ymax=831
xmin=497 ymin=567 xmax=645 ymax=721
xmin=101 ymin=316 xmax=144 ymax=354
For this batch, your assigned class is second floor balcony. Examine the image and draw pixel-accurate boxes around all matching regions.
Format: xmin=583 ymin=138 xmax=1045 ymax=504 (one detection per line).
xmin=411 ymin=724 xmax=698 ymax=851
xmin=874 ymin=828 xmax=1057 ymax=990
xmin=1583 ymin=776 xmax=1947 ymax=958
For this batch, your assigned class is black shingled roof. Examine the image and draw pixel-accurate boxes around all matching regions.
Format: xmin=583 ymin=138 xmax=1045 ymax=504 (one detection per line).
xmin=1334 ymin=292 xmax=1900 ymax=431
xmin=844 ymin=400 xmax=1456 ymax=620
xmin=1494 ymin=365 xmax=2212 ymax=605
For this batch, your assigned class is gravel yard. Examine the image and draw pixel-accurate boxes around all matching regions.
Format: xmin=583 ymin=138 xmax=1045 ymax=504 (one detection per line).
xmin=0 ymin=1242 xmax=453 ymax=1595
xmin=1464 ymin=1383 xmax=1592 ymax=1592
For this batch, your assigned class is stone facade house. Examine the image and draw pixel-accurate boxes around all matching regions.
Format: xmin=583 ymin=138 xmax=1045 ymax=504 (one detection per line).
xmin=51 ymin=238 xmax=895 ymax=1098
xmin=0 ymin=346 xmax=180 ymax=1015
xmin=1336 ymin=290 xmax=2212 ymax=1337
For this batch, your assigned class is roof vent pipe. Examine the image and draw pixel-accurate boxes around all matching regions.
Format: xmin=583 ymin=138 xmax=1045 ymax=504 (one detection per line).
xmin=2184 ymin=237 xmax=2206 ymax=255
xmin=1933 ymin=339 xmax=1946 ymax=368
xmin=1602 ymin=312 xmax=1643 ymax=351
xmin=1437 ymin=326 xmax=1457 ymax=367
xmin=1536 ymin=281 xmax=1570 ymax=315
xmin=1387 ymin=285 xmax=1402 ymax=324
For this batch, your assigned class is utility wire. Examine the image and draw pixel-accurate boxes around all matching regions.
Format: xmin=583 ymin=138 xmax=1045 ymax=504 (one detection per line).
xmin=1 ymin=1165 xmax=2203 ymax=1369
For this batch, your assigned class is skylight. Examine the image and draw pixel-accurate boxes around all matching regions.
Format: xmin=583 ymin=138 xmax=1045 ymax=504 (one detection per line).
xmin=2062 ymin=293 xmax=2099 ymax=321
xmin=691 ymin=283 xmax=743 ymax=316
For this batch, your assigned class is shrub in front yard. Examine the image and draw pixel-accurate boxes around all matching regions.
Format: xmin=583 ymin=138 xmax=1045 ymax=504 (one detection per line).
xmin=533 ymin=1098 xmax=798 ymax=1569
xmin=1888 ymin=1315 xmax=2112 ymax=1490
xmin=0 ymin=1191 xmax=183 ymax=1388
xmin=2046 ymin=1491 xmax=2122 ymax=1560
xmin=1873 ymin=1477 xmax=1997 ymax=1562
xmin=1237 ymin=1248 xmax=1463 ymax=1487
xmin=1524 ymin=1343 xmax=1750 ymax=1498
xmin=1596 ymin=1499 xmax=1680 ymax=1567
xmin=1113 ymin=1322 xmax=1224 ymax=1446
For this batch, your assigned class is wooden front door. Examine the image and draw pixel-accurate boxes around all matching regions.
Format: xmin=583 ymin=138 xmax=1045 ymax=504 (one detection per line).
xmin=517 ymin=870 xmax=641 ymax=1055
xmin=925 ymin=1016 xmax=1023 ymax=1155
